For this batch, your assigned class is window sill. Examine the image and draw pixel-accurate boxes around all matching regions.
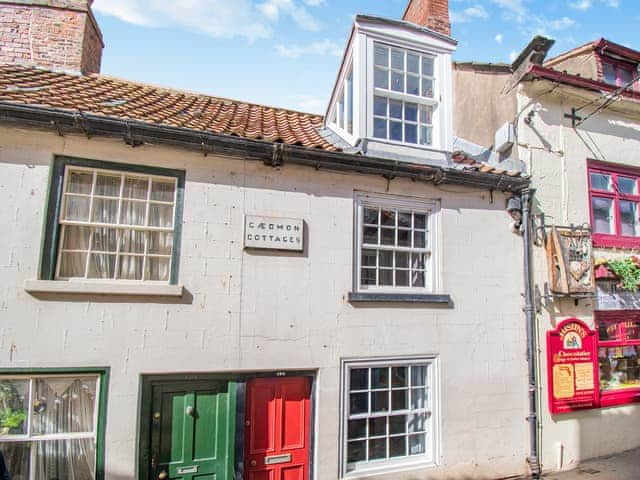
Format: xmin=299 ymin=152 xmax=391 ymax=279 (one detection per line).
xmin=348 ymin=291 xmax=451 ymax=305
xmin=24 ymin=280 xmax=184 ymax=297
xmin=599 ymin=388 xmax=640 ymax=408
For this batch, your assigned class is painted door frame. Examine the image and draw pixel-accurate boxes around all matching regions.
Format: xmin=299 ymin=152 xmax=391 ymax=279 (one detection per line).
xmin=138 ymin=371 xmax=316 ymax=480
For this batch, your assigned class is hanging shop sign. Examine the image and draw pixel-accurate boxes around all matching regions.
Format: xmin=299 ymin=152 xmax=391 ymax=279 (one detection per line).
xmin=547 ymin=318 xmax=599 ymax=414
xmin=545 ymin=226 xmax=595 ymax=296
xmin=244 ymin=215 xmax=304 ymax=251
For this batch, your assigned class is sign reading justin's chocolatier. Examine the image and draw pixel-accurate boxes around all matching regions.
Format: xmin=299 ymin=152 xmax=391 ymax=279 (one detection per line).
xmin=244 ymin=215 xmax=304 ymax=251
xmin=547 ymin=318 xmax=599 ymax=414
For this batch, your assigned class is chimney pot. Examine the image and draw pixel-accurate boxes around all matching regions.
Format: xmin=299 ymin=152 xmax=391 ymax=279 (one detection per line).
xmin=403 ymin=0 xmax=451 ymax=37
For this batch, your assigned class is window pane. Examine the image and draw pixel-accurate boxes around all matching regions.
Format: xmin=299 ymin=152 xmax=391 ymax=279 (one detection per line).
xmin=398 ymin=229 xmax=411 ymax=247
xmin=151 ymin=180 xmax=176 ymax=202
xmin=351 ymin=369 xmax=369 ymax=390
xmin=389 ymin=414 xmax=407 ymax=434
xmin=34 ymin=439 xmax=95 ymax=480
xmin=379 ymin=269 xmax=393 ymax=286
xmin=391 ymin=49 xmax=404 ymax=70
xmin=62 ymin=225 xmax=91 ymax=251
xmin=58 ymin=252 xmax=87 ymax=278
xmin=361 ymin=249 xmax=377 ymax=267
xmin=369 ymin=438 xmax=387 ymax=460
xmin=411 ymin=388 xmax=427 ymax=409
xmin=390 ymin=436 xmax=407 ymax=458
xmin=396 ymin=252 xmax=409 ymax=269
xmin=412 ymin=271 xmax=425 ymax=288
xmin=381 ymin=228 xmax=395 ymax=246
xmin=620 ymin=200 xmax=639 ymax=236
xmin=92 ymin=227 xmax=118 ymax=252
xmin=379 ymin=250 xmax=393 ymax=268
xmin=371 ymin=368 xmax=389 ymax=388
xmin=371 ymin=391 xmax=389 ymax=412
xmin=123 ymin=176 xmax=148 ymax=200
xmin=409 ymin=433 xmax=426 ymax=455
xmin=412 ymin=253 xmax=425 ymax=270
xmin=30 ymin=377 xmax=97 ymax=435
xmin=361 ymin=268 xmax=376 ymax=286
xmin=620 ymin=67 xmax=633 ymax=86
xmin=398 ymin=212 xmax=412 ymax=228
xmin=0 ymin=379 xmax=29 ymax=436
xmin=87 ymin=253 xmax=116 ymax=279
xmin=364 ymin=207 xmax=379 ymax=225
xmin=95 ymin=174 xmax=121 ymax=197
xmin=391 ymin=71 xmax=404 ymax=92
xmin=369 ymin=417 xmax=386 ymax=436
xmin=374 ymin=67 xmax=388 ymax=90
xmin=92 ymin=198 xmax=119 ymax=224
xmin=392 ymin=389 xmax=408 ymax=411
xmin=407 ymin=74 xmax=420 ymax=95
xmin=590 ymin=172 xmax=612 ymax=191
xmin=392 ymin=367 xmax=408 ymax=387
xmin=118 ymin=255 xmax=144 ymax=280
xmin=374 ymin=45 xmax=389 ymax=67
xmin=373 ymin=96 xmax=387 ymax=117
xmin=119 ymin=201 xmax=146 ymax=226
xmin=374 ymin=118 xmax=387 ymax=139
xmin=405 ymin=103 xmax=418 ymax=122
xmin=146 ymin=257 xmax=170 ymax=282
xmin=405 ymin=124 xmax=418 ymax=144
xmin=420 ymin=126 xmax=433 ymax=146
xmin=618 ymin=177 xmax=637 ymax=195
xmin=2 ymin=442 xmax=30 ymax=479
xmin=409 ymin=413 xmax=427 ymax=432
xmin=63 ymin=195 xmax=90 ymax=221
xmin=422 ymin=57 xmax=434 ymax=77
xmin=350 ymin=392 xmax=368 ymax=414
xmin=421 ymin=78 xmax=434 ymax=98
xmin=390 ymin=121 xmax=403 ymax=141
xmin=414 ymin=214 xmax=427 ymax=229
xmin=348 ymin=419 xmax=367 ymax=439
xmin=363 ymin=226 xmax=378 ymax=244
xmin=119 ymin=229 xmax=146 ymax=254
xmin=396 ymin=270 xmax=409 ymax=287
xmin=407 ymin=53 xmax=419 ymax=74
xmin=66 ymin=171 xmax=93 ymax=194
xmin=411 ymin=365 xmax=427 ymax=386
xmin=148 ymin=232 xmax=173 ymax=255
xmin=592 ymin=197 xmax=614 ymax=234
xmin=599 ymin=346 xmax=640 ymax=391
xmin=603 ymin=63 xmax=616 ymax=85
xmin=420 ymin=106 xmax=433 ymax=124
xmin=347 ymin=440 xmax=366 ymax=464
xmin=389 ymin=100 xmax=402 ymax=120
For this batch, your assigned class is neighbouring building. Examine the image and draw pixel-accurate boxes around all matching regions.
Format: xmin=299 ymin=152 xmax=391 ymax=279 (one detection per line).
xmin=0 ymin=1 xmax=536 ymax=480
xmin=453 ymin=35 xmax=640 ymax=474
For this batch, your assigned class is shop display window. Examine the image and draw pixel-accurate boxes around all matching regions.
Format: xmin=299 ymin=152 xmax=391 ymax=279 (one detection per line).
xmin=597 ymin=312 xmax=640 ymax=406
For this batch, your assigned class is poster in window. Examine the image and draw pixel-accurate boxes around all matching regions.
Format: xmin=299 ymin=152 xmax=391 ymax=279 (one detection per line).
xmin=547 ymin=318 xmax=599 ymax=414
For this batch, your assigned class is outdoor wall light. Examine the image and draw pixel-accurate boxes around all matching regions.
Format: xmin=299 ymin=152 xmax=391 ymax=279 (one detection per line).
xmin=507 ymin=196 xmax=523 ymax=222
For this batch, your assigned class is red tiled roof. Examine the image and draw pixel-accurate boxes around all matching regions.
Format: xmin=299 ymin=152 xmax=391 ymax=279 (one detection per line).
xmin=0 ymin=64 xmax=338 ymax=151
xmin=452 ymin=151 xmax=523 ymax=177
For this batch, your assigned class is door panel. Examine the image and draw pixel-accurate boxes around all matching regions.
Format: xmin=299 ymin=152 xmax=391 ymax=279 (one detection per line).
xmin=150 ymin=381 xmax=236 ymax=480
xmin=245 ymin=377 xmax=311 ymax=480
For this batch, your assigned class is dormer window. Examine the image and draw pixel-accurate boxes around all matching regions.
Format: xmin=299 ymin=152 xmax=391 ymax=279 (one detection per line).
xmin=373 ymin=44 xmax=436 ymax=146
xmin=333 ymin=68 xmax=354 ymax=135
xmin=602 ymin=60 xmax=638 ymax=91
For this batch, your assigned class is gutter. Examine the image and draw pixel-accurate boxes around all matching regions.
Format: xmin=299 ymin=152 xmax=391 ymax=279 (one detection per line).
xmin=0 ymin=102 xmax=529 ymax=193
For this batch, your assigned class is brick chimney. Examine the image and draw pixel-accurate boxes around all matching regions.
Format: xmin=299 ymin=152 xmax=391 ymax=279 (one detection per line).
xmin=0 ymin=0 xmax=104 ymax=74
xmin=403 ymin=0 xmax=451 ymax=37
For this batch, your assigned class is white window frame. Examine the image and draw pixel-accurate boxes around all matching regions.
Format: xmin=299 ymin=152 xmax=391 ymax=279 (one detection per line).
xmin=370 ymin=41 xmax=439 ymax=148
xmin=331 ymin=65 xmax=355 ymax=137
xmin=340 ymin=356 xmax=439 ymax=477
xmin=354 ymin=192 xmax=440 ymax=294
xmin=56 ymin=165 xmax=178 ymax=283
xmin=0 ymin=373 xmax=101 ymax=480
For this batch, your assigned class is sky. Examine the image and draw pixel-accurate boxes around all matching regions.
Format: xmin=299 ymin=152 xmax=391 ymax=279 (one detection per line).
xmin=92 ymin=0 xmax=638 ymax=115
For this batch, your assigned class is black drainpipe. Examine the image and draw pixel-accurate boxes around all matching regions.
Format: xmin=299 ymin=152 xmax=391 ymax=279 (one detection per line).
xmin=522 ymin=188 xmax=540 ymax=478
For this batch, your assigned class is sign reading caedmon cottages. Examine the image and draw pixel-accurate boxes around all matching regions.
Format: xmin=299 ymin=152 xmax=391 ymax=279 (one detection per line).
xmin=244 ymin=215 xmax=304 ymax=251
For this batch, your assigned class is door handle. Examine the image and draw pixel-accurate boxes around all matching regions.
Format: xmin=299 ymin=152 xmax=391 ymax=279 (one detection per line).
xmin=158 ymin=471 xmax=168 ymax=480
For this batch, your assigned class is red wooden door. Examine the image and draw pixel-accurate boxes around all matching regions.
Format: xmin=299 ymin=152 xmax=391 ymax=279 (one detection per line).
xmin=245 ymin=377 xmax=312 ymax=480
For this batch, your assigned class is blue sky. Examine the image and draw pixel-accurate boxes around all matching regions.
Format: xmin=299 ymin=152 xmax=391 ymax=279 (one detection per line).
xmin=92 ymin=0 xmax=637 ymax=114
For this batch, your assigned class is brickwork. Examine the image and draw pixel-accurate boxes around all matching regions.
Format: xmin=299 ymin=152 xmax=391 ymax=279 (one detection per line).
xmin=0 ymin=0 xmax=103 ymax=74
xmin=403 ymin=0 xmax=451 ymax=36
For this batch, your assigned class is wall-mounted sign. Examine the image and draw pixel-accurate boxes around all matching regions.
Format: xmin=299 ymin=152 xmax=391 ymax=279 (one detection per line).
xmin=545 ymin=226 xmax=595 ymax=295
xmin=547 ymin=318 xmax=599 ymax=414
xmin=244 ymin=215 xmax=304 ymax=251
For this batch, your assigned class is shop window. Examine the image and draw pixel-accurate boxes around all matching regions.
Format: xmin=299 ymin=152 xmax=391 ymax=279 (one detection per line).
xmin=41 ymin=156 xmax=185 ymax=284
xmin=0 ymin=370 xmax=108 ymax=480
xmin=355 ymin=193 xmax=438 ymax=292
xmin=597 ymin=312 xmax=640 ymax=406
xmin=341 ymin=357 xmax=437 ymax=475
xmin=588 ymin=161 xmax=640 ymax=248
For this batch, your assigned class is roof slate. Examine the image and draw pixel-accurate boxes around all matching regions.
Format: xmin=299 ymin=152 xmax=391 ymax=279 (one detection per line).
xmin=0 ymin=64 xmax=338 ymax=151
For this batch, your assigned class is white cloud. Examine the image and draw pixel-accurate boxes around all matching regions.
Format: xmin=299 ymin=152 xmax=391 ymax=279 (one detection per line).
xmin=288 ymin=94 xmax=326 ymax=113
xmin=93 ymin=0 xmax=321 ymax=42
xmin=450 ymin=4 xmax=489 ymax=23
xmin=302 ymin=0 xmax=325 ymax=5
xmin=549 ymin=17 xmax=576 ymax=30
xmin=509 ymin=50 xmax=519 ymax=62
xmin=495 ymin=33 xmax=504 ymax=44
xmin=601 ymin=0 xmax=619 ymax=6
xmin=490 ymin=0 xmax=528 ymax=21
xmin=569 ymin=0 xmax=592 ymax=10
xmin=275 ymin=39 xmax=343 ymax=58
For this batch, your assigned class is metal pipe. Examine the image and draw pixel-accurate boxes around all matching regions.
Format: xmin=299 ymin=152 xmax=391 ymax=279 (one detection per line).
xmin=522 ymin=188 xmax=541 ymax=478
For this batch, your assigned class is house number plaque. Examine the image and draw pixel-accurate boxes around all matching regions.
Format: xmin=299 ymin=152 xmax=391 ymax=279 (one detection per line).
xmin=244 ymin=215 xmax=304 ymax=251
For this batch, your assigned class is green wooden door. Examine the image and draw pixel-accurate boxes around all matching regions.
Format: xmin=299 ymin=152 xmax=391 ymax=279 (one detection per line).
xmin=150 ymin=381 xmax=236 ymax=480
